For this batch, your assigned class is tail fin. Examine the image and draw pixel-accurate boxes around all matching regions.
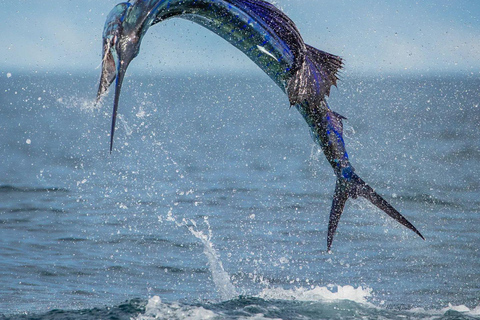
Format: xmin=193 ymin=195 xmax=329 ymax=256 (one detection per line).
xmin=327 ymin=173 xmax=425 ymax=251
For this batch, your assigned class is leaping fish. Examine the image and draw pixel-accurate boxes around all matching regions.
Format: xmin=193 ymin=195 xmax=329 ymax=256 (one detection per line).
xmin=96 ymin=0 xmax=425 ymax=251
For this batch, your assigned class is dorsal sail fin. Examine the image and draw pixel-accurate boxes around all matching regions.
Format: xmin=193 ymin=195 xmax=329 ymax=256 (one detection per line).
xmin=305 ymin=44 xmax=343 ymax=93
xmin=287 ymin=44 xmax=342 ymax=106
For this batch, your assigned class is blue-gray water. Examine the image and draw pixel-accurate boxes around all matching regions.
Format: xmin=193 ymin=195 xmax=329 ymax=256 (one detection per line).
xmin=1 ymin=72 xmax=479 ymax=319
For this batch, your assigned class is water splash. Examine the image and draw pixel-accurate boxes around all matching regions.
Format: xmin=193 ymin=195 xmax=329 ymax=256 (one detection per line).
xmin=154 ymin=137 xmax=237 ymax=301
xmin=186 ymin=218 xmax=238 ymax=301
xmin=257 ymin=284 xmax=373 ymax=305
xmin=135 ymin=296 xmax=216 ymax=320
xmin=117 ymin=114 xmax=133 ymax=136
xmin=165 ymin=212 xmax=238 ymax=301
xmin=55 ymin=94 xmax=99 ymax=112
xmin=134 ymin=290 xmax=480 ymax=320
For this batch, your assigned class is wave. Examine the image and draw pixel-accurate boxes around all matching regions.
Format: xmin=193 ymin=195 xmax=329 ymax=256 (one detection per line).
xmin=136 ymin=294 xmax=480 ymax=320
xmin=0 ymin=299 xmax=145 ymax=320
xmin=0 ymin=185 xmax=68 ymax=193
xmin=4 ymin=287 xmax=479 ymax=320
xmin=132 ymin=288 xmax=480 ymax=320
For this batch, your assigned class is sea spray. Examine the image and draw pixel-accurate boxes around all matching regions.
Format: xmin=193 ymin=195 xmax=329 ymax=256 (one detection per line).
xmin=117 ymin=114 xmax=133 ymax=136
xmin=165 ymin=212 xmax=238 ymax=301
xmin=155 ymin=140 xmax=238 ymax=301
xmin=185 ymin=218 xmax=238 ymax=301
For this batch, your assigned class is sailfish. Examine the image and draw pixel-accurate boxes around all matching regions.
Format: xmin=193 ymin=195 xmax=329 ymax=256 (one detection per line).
xmin=96 ymin=0 xmax=424 ymax=250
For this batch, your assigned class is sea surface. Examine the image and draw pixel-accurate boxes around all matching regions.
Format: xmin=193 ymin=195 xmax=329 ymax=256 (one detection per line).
xmin=0 ymin=72 xmax=479 ymax=319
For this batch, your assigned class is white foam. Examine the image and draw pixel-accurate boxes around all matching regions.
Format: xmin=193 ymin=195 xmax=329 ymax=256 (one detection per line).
xmin=134 ymin=296 xmax=217 ymax=320
xmin=135 ymin=291 xmax=480 ymax=320
xmin=257 ymin=284 xmax=373 ymax=305
xmin=442 ymin=304 xmax=472 ymax=313
xmin=238 ymin=315 xmax=282 ymax=320
xmin=410 ymin=303 xmax=480 ymax=317
xmin=135 ymin=296 xmax=286 ymax=320
xmin=472 ymin=305 xmax=480 ymax=316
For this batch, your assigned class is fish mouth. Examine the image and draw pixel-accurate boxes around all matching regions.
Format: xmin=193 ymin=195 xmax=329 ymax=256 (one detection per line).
xmin=95 ymin=45 xmax=131 ymax=153
xmin=95 ymin=1 xmax=142 ymax=152
xmin=103 ymin=36 xmax=141 ymax=153
xmin=110 ymin=54 xmax=134 ymax=153
xmin=108 ymin=28 xmax=142 ymax=152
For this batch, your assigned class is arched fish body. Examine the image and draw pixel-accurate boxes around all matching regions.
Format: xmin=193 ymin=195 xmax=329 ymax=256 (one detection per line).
xmin=97 ymin=0 xmax=424 ymax=250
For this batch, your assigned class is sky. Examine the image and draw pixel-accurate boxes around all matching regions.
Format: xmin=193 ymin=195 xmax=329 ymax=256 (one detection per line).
xmin=0 ymin=0 xmax=479 ymax=76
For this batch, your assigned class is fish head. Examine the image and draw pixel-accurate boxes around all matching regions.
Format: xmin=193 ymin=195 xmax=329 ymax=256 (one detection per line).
xmin=96 ymin=2 xmax=152 ymax=152
xmin=97 ymin=2 xmax=130 ymax=101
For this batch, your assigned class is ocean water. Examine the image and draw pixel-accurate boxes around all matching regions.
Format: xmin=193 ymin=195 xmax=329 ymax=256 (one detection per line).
xmin=0 ymin=72 xmax=479 ymax=319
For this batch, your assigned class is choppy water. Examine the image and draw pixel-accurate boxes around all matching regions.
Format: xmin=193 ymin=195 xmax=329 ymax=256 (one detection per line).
xmin=1 ymin=72 xmax=479 ymax=319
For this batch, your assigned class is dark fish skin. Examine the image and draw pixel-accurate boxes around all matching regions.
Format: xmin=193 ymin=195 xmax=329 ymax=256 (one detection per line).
xmin=97 ymin=0 xmax=424 ymax=250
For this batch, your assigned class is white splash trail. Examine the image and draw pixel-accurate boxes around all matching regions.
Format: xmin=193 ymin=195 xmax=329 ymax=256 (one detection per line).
xmin=166 ymin=213 xmax=238 ymax=301
xmin=117 ymin=114 xmax=133 ymax=136
xmin=187 ymin=218 xmax=238 ymax=301
xmin=157 ymin=143 xmax=237 ymax=300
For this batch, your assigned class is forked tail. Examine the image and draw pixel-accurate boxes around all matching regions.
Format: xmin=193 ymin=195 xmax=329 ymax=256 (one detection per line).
xmin=327 ymin=173 xmax=425 ymax=251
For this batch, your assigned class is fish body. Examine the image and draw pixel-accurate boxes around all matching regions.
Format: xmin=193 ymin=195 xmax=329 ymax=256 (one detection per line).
xmin=97 ymin=0 xmax=424 ymax=250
